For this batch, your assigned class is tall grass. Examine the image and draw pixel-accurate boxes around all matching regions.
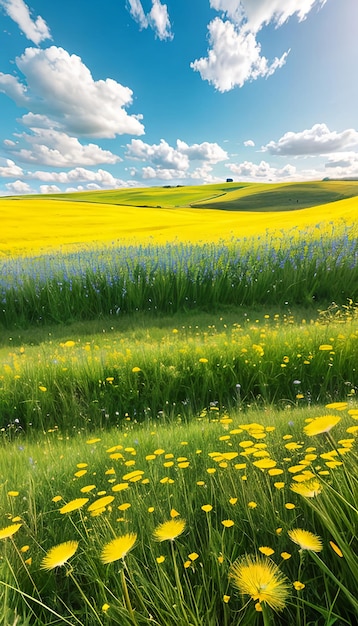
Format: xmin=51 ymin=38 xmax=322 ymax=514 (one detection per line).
xmin=0 ymin=405 xmax=357 ymax=624
xmin=1 ymin=305 xmax=357 ymax=431
xmin=1 ymin=225 xmax=358 ymax=329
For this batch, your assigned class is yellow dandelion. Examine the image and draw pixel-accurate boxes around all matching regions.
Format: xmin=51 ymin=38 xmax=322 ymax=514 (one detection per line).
xmin=223 ymin=594 xmax=230 ymax=603
xmin=88 ymin=496 xmax=114 ymax=512
xmin=319 ymin=344 xmax=333 ymax=351
xmin=59 ymin=498 xmax=89 ymax=514
xmin=170 ymin=508 xmax=180 ymax=518
xmin=201 ymin=504 xmax=213 ymax=513
xmin=304 ymin=415 xmax=341 ymax=437
xmin=188 ymin=552 xmax=199 ymax=561
xmin=132 ymin=366 xmax=141 ymax=373
xmin=288 ymin=529 xmax=323 ymax=552
xmin=199 ymin=358 xmax=208 ymax=363
xmin=248 ymin=501 xmax=257 ymax=509
xmin=222 ymin=519 xmax=235 ymax=528
xmin=0 ymin=523 xmax=22 ymax=540
xmin=259 ymin=547 xmax=274 ymax=556
xmin=281 ymin=552 xmax=291 ymax=560
xmin=293 ymin=581 xmax=305 ymax=591
xmin=156 ymin=555 xmax=165 ymax=563
xmin=290 ymin=479 xmax=322 ymax=498
xmin=229 ymin=554 xmax=290 ymax=611
xmin=7 ymin=491 xmax=19 ymax=497
xmin=253 ymin=458 xmax=277 ymax=469
xmin=153 ymin=519 xmax=186 ymax=542
xmin=326 ymin=402 xmax=348 ymax=411
xmin=118 ymin=503 xmax=131 ymax=511
xmin=80 ymin=484 xmax=96 ymax=493
xmin=101 ymin=533 xmax=137 ymax=564
xmin=63 ymin=340 xmax=76 ymax=348
xmin=41 ymin=541 xmax=78 ymax=570
xmin=102 ymin=604 xmax=110 ymax=613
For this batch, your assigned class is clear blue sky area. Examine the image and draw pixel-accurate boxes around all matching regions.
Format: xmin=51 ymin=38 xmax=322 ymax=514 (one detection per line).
xmin=0 ymin=0 xmax=357 ymax=195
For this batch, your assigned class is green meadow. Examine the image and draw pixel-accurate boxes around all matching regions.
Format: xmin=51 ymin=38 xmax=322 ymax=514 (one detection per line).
xmin=1 ymin=182 xmax=358 ymax=625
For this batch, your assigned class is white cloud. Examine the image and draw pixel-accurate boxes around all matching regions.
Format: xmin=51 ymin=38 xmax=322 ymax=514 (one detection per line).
xmin=39 ymin=184 xmax=61 ymax=194
xmin=0 ymin=0 xmax=51 ymax=44
xmin=190 ymin=17 xmax=289 ymax=92
xmin=324 ymin=151 xmax=358 ymax=178
xmin=149 ymin=0 xmax=173 ymax=40
xmin=5 ymin=128 xmax=121 ymax=166
xmin=127 ymin=139 xmax=189 ymax=170
xmin=127 ymin=0 xmax=173 ymax=40
xmin=31 ymin=167 xmax=121 ymax=187
xmin=0 ymin=158 xmax=23 ymax=177
xmin=264 ymin=124 xmax=358 ymax=156
xmin=141 ymin=166 xmax=186 ymax=180
xmin=5 ymin=179 xmax=33 ymax=194
xmin=190 ymin=163 xmax=222 ymax=184
xmin=193 ymin=1 xmax=326 ymax=90
xmin=126 ymin=138 xmax=228 ymax=172
xmin=244 ymin=139 xmax=255 ymax=147
xmin=226 ymin=159 xmax=297 ymax=181
xmin=176 ymin=139 xmax=228 ymax=162
xmin=126 ymin=0 xmax=148 ymax=29
xmin=0 ymin=46 xmax=145 ymax=139
xmin=210 ymin=0 xmax=327 ymax=31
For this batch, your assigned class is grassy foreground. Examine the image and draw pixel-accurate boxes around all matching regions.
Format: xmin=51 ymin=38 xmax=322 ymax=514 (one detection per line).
xmin=1 ymin=404 xmax=357 ymax=625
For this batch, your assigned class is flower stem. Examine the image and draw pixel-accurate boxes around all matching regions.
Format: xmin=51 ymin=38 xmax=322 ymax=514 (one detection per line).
xmin=120 ymin=566 xmax=137 ymax=625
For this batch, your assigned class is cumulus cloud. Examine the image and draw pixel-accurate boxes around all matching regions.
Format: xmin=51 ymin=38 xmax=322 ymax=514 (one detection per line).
xmin=141 ymin=166 xmax=187 ymax=180
xmin=39 ymin=184 xmax=61 ymax=194
xmin=210 ymin=0 xmax=327 ymax=31
xmin=31 ymin=167 xmax=121 ymax=187
xmin=0 ymin=0 xmax=51 ymax=44
xmin=226 ymin=159 xmax=297 ymax=181
xmin=126 ymin=138 xmax=228 ymax=172
xmin=264 ymin=123 xmax=358 ymax=156
xmin=0 ymin=46 xmax=145 ymax=138
xmin=244 ymin=139 xmax=255 ymax=147
xmin=191 ymin=17 xmax=288 ymax=91
xmin=127 ymin=0 xmax=173 ymax=40
xmin=324 ymin=151 xmax=358 ymax=178
xmin=0 ymin=158 xmax=23 ymax=177
xmin=4 ymin=128 xmax=121 ymax=166
xmin=192 ymin=0 xmax=326 ymax=90
xmin=5 ymin=179 xmax=33 ymax=194
xmin=176 ymin=139 xmax=228 ymax=162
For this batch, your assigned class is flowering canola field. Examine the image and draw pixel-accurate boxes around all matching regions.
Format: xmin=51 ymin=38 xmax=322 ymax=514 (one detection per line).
xmin=1 ymin=180 xmax=358 ymax=255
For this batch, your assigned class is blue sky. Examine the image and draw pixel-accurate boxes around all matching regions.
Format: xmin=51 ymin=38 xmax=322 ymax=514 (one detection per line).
xmin=0 ymin=0 xmax=357 ymax=195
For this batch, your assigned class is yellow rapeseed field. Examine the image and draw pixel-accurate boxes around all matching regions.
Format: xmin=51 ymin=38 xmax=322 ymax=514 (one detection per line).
xmin=1 ymin=182 xmax=358 ymax=255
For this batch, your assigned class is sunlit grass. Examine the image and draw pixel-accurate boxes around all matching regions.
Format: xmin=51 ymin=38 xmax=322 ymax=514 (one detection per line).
xmin=1 ymin=306 xmax=357 ymax=431
xmin=0 ymin=403 xmax=357 ymax=624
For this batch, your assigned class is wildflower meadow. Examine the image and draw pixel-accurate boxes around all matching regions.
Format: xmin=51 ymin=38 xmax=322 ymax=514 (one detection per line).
xmin=1 ymin=181 xmax=358 ymax=625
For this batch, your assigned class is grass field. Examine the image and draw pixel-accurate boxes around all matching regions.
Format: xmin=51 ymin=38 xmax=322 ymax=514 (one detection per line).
xmin=1 ymin=181 xmax=358 ymax=625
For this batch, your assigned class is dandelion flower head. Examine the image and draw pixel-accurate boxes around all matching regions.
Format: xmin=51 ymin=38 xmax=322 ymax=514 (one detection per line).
xmin=41 ymin=541 xmax=79 ymax=570
xmin=288 ymin=529 xmax=323 ymax=552
xmin=229 ymin=554 xmax=290 ymax=611
xmin=153 ymin=518 xmax=186 ymax=542
xmin=304 ymin=415 xmax=340 ymax=437
xmin=101 ymin=533 xmax=137 ymax=564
